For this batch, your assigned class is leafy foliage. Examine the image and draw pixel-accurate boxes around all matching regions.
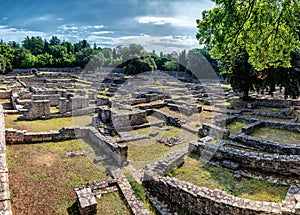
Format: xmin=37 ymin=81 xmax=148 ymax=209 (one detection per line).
xmin=196 ymin=0 xmax=300 ymax=99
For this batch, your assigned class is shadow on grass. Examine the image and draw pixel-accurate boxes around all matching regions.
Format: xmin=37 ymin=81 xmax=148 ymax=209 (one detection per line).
xmin=67 ymin=202 xmax=79 ymax=215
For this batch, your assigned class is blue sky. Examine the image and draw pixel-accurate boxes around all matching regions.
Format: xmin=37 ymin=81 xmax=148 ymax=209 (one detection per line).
xmin=0 ymin=0 xmax=214 ymax=53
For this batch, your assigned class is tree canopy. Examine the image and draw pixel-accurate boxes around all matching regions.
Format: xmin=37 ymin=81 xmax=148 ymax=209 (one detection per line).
xmin=196 ymin=0 xmax=300 ymax=99
xmin=197 ymin=0 xmax=300 ymax=71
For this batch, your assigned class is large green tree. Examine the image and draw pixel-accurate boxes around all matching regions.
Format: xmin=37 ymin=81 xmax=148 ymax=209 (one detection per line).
xmin=0 ymin=43 xmax=14 ymax=72
xmin=22 ymin=36 xmax=44 ymax=55
xmin=196 ymin=0 xmax=300 ymax=99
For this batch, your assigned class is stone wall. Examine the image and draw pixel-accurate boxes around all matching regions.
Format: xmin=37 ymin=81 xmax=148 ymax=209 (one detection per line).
xmin=0 ymin=105 xmax=12 ymax=214
xmin=143 ymin=175 xmax=299 ymax=215
xmin=59 ymin=97 xmax=90 ymax=114
xmin=234 ymin=133 xmax=300 ymax=155
xmin=199 ymin=123 xmax=230 ymax=138
xmin=5 ymin=127 xmax=86 ymax=144
xmin=153 ymin=110 xmax=182 ymax=128
xmin=256 ymin=99 xmax=293 ymax=108
xmin=111 ymin=109 xmax=148 ymax=130
xmin=85 ymin=127 xmax=128 ymax=167
xmin=143 ymin=146 xmax=300 ymax=214
xmin=189 ymin=141 xmax=300 ymax=176
xmin=20 ymin=100 xmax=50 ymax=120
xmin=31 ymin=94 xmax=60 ymax=107
xmin=0 ymin=91 xmax=11 ymax=99
xmin=5 ymin=126 xmax=128 ymax=167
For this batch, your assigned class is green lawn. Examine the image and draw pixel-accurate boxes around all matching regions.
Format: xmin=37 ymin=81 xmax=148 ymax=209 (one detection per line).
xmin=251 ymin=127 xmax=300 ymax=144
xmin=5 ymin=114 xmax=92 ymax=132
xmin=226 ymin=121 xmax=247 ymax=135
xmin=124 ymin=127 xmax=196 ymax=169
xmin=7 ymin=139 xmax=129 ymax=214
xmin=169 ymin=156 xmax=289 ymax=202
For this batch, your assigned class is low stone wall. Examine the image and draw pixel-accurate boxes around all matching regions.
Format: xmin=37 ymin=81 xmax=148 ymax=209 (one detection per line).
xmin=252 ymin=109 xmax=296 ymax=119
xmin=256 ymin=99 xmax=293 ymax=108
xmin=143 ymin=175 xmax=299 ymax=215
xmin=31 ymin=94 xmax=60 ymax=107
xmin=234 ymin=133 xmax=300 ymax=155
xmin=143 ymin=146 xmax=300 ymax=214
xmin=242 ymin=121 xmax=265 ymax=135
xmin=0 ymin=91 xmax=11 ymax=99
xmin=264 ymin=120 xmax=300 ymax=132
xmin=167 ymin=103 xmax=202 ymax=116
xmin=112 ymin=109 xmax=148 ymax=129
xmin=153 ymin=110 xmax=182 ymax=128
xmin=85 ymin=127 xmax=128 ymax=167
xmin=144 ymin=148 xmax=187 ymax=176
xmin=0 ymin=106 xmax=12 ymax=214
xmin=5 ymin=127 xmax=85 ymax=144
xmin=199 ymin=123 xmax=230 ymax=138
xmin=189 ymin=141 xmax=300 ymax=176
xmin=20 ymin=100 xmax=50 ymax=120
xmin=5 ymin=126 xmax=127 ymax=167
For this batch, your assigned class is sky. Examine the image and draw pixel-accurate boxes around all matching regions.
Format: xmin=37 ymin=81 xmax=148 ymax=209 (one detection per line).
xmin=0 ymin=0 xmax=215 ymax=53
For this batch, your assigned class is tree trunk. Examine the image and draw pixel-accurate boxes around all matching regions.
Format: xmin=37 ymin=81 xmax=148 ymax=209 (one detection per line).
xmin=242 ymin=89 xmax=250 ymax=101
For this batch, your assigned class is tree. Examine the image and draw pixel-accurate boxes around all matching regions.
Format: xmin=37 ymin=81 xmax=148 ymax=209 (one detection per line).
xmin=163 ymin=60 xmax=179 ymax=71
xmin=49 ymin=36 xmax=61 ymax=46
xmin=0 ymin=55 xmax=6 ymax=73
xmin=13 ymin=47 xmax=30 ymax=68
xmin=75 ymin=47 xmax=94 ymax=68
xmin=123 ymin=56 xmax=157 ymax=75
xmin=196 ymin=0 xmax=300 ymax=99
xmin=22 ymin=36 xmax=44 ymax=55
xmin=21 ymin=54 xmax=38 ymax=68
xmin=36 ymin=53 xmax=54 ymax=67
xmin=0 ymin=43 xmax=14 ymax=71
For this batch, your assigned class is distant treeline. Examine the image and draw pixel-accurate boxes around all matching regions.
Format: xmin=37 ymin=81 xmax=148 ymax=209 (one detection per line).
xmin=0 ymin=36 xmax=218 ymax=76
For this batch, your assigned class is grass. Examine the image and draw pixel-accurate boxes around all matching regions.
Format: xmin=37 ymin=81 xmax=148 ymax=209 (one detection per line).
xmin=157 ymin=107 xmax=214 ymax=128
xmin=96 ymin=192 xmax=131 ymax=215
xmin=251 ymin=127 xmax=300 ymax=145
xmin=258 ymin=107 xmax=282 ymax=113
xmin=7 ymin=139 xmax=130 ymax=214
xmin=169 ymin=156 xmax=289 ymax=202
xmin=5 ymin=114 xmax=92 ymax=132
xmin=226 ymin=122 xmax=247 ymax=135
xmin=124 ymin=127 xmax=196 ymax=169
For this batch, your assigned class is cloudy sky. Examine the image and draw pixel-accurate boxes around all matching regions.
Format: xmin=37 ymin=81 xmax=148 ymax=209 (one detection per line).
xmin=0 ymin=0 xmax=214 ymax=53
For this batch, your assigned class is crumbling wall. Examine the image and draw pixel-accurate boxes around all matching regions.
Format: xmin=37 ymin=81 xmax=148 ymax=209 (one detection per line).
xmin=189 ymin=141 xmax=300 ymax=176
xmin=20 ymin=100 xmax=50 ymax=120
xmin=0 ymin=105 xmax=12 ymax=214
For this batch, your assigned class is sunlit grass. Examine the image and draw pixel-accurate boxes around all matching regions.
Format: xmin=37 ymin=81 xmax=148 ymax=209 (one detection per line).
xmin=169 ymin=156 xmax=288 ymax=202
xmin=5 ymin=114 xmax=92 ymax=132
xmin=251 ymin=127 xmax=300 ymax=145
xmin=7 ymin=139 xmax=130 ymax=214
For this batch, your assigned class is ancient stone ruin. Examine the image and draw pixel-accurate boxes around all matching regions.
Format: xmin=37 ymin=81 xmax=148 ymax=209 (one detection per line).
xmin=0 ymin=68 xmax=299 ymax=214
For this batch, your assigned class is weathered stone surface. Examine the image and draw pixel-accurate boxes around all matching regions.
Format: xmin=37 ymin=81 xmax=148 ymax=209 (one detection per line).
xmin=74 ymin=186 xmax=97 ymax=215
xmin=20 ymin=100 xmax=50 ymax=120
xmin=0 ymin=106 xmax=12 ymax=215
xmin=189 ymin=141 xmax=300 ymax=176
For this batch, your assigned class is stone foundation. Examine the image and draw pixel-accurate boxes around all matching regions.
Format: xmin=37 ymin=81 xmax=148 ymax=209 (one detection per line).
xmin=5 ymin=126 xmax=128 ymax=167
xmin=0 ymin=106 xmax=12 ymax=214
xmin=189 ymin=141 xmax=300 ymax=176
xmin=20 ymin=100 xmax=50 ymax=120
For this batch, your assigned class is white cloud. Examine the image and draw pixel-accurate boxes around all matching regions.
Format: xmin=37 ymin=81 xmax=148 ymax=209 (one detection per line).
xmin=92 ymin=31 xmax=113 ymax=35
xmin=83 ymin=25 xmax=104 ymax=30
xmin=0 ymin=26 xmax=48 ymax=42
xmin=60 ymin=24 xmax=78 ymax=30
xmin=71 ymin=33 xmax=199 ymax=53
xmin=136 ymin=16 xmax=195 ymax=27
